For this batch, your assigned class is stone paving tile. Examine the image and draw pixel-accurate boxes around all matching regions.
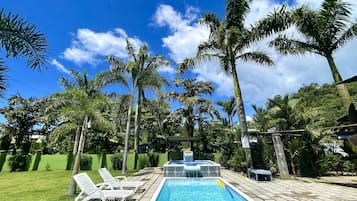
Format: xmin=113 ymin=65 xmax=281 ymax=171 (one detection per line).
xmin=126 ymin=167 xmax=357 ymax=201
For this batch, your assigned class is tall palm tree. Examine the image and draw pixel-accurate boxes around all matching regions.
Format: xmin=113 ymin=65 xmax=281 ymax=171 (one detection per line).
xmin=50 ymin=70 xmax=115 ymax=196
xmin=106 ymin=39 xmax=170 ymax=172
xmin=0 ymin=9 xmax=47 ymax=95
xmin=130 ymin=44 xmax=170 ymax=169
xmin=270 ymin=0 xmax=357 ymax=111
xmin=216 ymin=97 xmax=236 ymax=130
xmin=179 ymin=0 xmax=281 ymax=167
xmin=166 ymin=78 xmax=215 ymax=149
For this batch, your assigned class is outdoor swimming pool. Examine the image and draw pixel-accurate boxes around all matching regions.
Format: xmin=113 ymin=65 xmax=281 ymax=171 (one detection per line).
xmin=151 ymin=178 xmax=252 ymax=201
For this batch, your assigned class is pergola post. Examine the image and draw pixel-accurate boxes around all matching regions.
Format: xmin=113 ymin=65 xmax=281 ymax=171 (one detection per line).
xmin=272 ymin=133 xmax=289 ymax=179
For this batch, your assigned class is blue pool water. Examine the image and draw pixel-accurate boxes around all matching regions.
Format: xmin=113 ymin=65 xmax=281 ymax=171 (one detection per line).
xmin=155 ymin=179 xmax=250 ymax=201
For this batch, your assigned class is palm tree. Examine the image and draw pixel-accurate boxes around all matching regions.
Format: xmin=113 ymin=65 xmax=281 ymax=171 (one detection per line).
xmin=251 ymin=104 xmax=270 ymax=132
xmin=216 ymin=97 xmax=236 ymax=130
xmin=266 ymin=94 xmax=302 ymax=131
xmin=50 ymin=70 xmax=115 ymax=196
xmin=166 ymin=78 xmax=215 ymax=149
xmin=270 ymin=0 xmax=357 ymax=111
xmin=0 ymin=9 xmax=47 ymax=95
xmin=106 ymin=39 xmax=170 ymax=172
xmin=179 ymin=0 xmax=280 ymax=167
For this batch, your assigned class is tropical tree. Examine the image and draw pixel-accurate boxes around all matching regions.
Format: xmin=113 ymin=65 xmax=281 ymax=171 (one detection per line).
xmin=0 ymin=96 xmax=44 ymax=153
xmin=166 ymin=78 xmax=215 ymax=150
xmin=251 ymin=104 xmax=270 ymax=132
xmin=216 ymin=97 xmax=236 ymax=130
xmin=179 ymin=0 xmax=285 ymax=167
xmin=0 ymin=9 xmax=47 ymax=95
xmin=106 ymin=39 xmax=169 ymax=171
xmin=270 ymin=0 xmax=357 ymax=111
xmin=50 ymin=70 xmax=115 ymax=196
xmin=266 ymin=94 xmax=302 ymax=131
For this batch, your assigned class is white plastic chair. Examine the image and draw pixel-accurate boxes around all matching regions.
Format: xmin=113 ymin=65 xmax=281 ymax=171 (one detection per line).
xmin=73 ymin=173 xmax=134 ymax=201
xmin=98 ymin=168 xmax=145 ymax=193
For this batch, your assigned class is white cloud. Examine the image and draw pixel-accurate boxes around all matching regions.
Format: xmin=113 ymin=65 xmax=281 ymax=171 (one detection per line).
xmin=158 ymin=65 xmax=175 ymax=74
xmin=63 ymin=28 xmax=142 ymax=65
xmin=153 ymin=4 xmax=210 ymax=63
xmin=51 ymin=59 xmax=70 ymax=74
xmin=155 ymin=1 xmax=357 ymax=112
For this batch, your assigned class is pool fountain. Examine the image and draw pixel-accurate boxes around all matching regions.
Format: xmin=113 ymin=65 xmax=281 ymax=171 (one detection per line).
xmin=163 ymin=151 xmax=221 ymax=177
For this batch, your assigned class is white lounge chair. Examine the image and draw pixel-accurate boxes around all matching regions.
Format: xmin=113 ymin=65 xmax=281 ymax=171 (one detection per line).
xmin=98 ymin=168 xmax=145 ymax=193
xmin=73 ymin=173 xmax=134 ymax=201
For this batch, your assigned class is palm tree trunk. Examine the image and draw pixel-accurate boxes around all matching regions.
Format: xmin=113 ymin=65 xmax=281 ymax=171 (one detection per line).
xmin=122 ymin=93 xmax=134 ymax=174
xmin=231 ymin=67 xmax=252 ymax=168
xmin=326 ymin=54 xmax=352 ymax=111
xmin=67 ymin=116 xmax=88 ymax=196
xmin=133 ymin=90 xmax=142 ymax=169
xmin=72 ymin=127 xmax=81 ymax=155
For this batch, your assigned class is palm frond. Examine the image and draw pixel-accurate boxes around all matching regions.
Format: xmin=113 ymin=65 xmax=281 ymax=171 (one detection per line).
xmin=292 ymin=6 xmax=321 ymax=41
xmin=58 ymin=76 xmax=73 ymax=89
xmin=93 ymin=70 xmax=128 ymax=89
xmin=125 ymin=38 xmax=137 ymax=62
xmin=178 ymin=58 xmax=196 ymax=74
xmin=0 ymin=9 xmax=47 ymax=69
xmin=333 ymin=23 xmax=357 ymax=50
xmin=225 ymin=0 xmax=250 ymax=28
xmin=269 ymin=35 xmax=320 ymax=55
xmin=199 ymin=13 xmax=221 ymax=33
xmin=236 ymin=51 xmax=274 ymax=66
xmin=252 ymin=4 xmax=292 ymax=40
xmin=317 ymin=0 xmax=352 ymax=45
xmin=105 ymin=56 xmax=128 ymax=73
xmin=0 ymin=59 xmax=7 ymax=97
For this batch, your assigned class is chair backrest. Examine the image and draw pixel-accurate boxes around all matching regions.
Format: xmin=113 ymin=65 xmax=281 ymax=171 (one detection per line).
xmin=73 ymin=173 xmax=97 ymax=194
xmin=98 ymin=168 xmax=116 ymax=183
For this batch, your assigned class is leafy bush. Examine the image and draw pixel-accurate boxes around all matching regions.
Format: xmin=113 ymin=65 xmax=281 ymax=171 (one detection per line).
xmin=147 ymin=151 xmax=159 ymax=167
xmin=169 ymin=151 xmax=182 ymax=160
xmin=80 ymin=154 xmax=92 ymax=170
xmin=32 ymin=151 xmax=42 ymax=171
xmin=8 ymin=152 xmax=32 ymax=172
xmin=111 ymin=153 xmax=124 ymax=170
xmin=139 ymin=155 xmax=150 ymax=169
xmin=194 ymin=152 xmax=214 ymax=160
xmin=227 ymin=148 xmax=247 ymax=173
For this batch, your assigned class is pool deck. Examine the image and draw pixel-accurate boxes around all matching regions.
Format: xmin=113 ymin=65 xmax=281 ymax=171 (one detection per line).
xmin=128 ymin=167 xmax=357 ymax=201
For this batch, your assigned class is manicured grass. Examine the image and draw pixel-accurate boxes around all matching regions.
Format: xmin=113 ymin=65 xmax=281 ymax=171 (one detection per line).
xmin=0 ymin=169 xmax=138 ymax=201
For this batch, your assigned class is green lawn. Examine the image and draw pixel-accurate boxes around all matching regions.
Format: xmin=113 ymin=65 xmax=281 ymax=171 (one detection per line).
xmin=0 ymin=169 xmax=139 ymax=201
xmin=0 ymin=153 xmax=169 ymax=200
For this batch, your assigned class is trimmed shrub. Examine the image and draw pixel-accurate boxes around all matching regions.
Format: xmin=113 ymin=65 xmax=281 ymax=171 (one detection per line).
xmin=169 ymin=151 xmax=182 ymax=160
xmin=101 ymin=151 xmax=107 ymax=168
xmin=139 ymin=155 xmax=150 ymax=169
xmin=32 ymin=151 xmax=42 ymax=171
xmin=66 ymin=152 xmax=74 ymax=170
xmin=147 ymin=151 xmax=159 ymax=167
xmin=80 ymin=154 xmax=92 ymax=170
xmin=111 ymin=153 xmax=124 ymax=170
xmin=0 ymin=151 xmax=7 ymax=172
xmin=8 ymin=153 xmax=32 ymax=172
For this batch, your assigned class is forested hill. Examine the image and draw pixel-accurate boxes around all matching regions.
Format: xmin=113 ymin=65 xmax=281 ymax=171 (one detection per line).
xmin=291 ymin=82 xmax=357 ymax=128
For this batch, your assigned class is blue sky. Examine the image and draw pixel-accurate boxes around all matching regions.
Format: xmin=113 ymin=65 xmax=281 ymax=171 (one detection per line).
xmin=1 ymin=0 xmax=357 ymax=121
